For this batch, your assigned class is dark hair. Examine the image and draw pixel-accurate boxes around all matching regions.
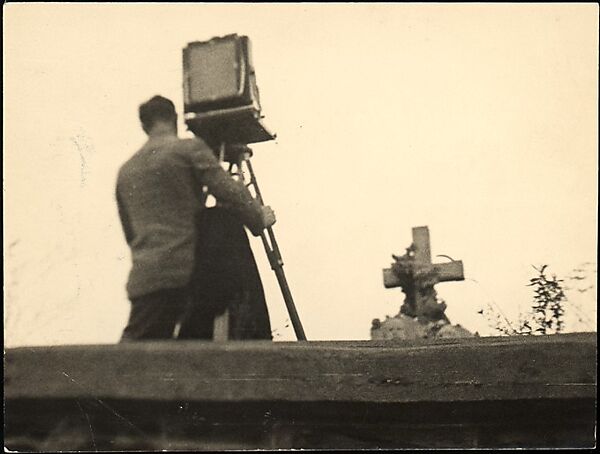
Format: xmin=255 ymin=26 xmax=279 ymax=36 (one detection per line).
xmin=139 ymin=95 xmax=177 ymax=133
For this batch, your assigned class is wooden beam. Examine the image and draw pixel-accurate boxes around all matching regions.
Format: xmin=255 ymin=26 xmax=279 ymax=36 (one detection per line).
xmin=5 ymin=334 xmax=595 ymax=404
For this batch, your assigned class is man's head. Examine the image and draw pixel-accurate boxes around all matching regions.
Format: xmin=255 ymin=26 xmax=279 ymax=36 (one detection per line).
xmin=139 ymin=95 xmax=177 ymax=136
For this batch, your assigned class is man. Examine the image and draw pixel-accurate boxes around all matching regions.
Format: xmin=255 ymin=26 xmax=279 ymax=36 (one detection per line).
xmin=116 ymin=95 xmax=275 ymax=341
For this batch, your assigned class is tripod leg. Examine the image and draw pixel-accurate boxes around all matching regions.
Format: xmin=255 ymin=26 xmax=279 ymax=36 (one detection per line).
xmin=213 ymin=308 xmax=229 ymax=342
xmin=244 ymin=158 xmax=307 ymax=341
xmin=269 ymin=247 xmax=307 ymax=341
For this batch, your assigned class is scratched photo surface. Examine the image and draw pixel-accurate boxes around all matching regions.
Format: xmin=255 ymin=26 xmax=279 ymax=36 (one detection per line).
xmin=4 ymin=3 xmax=598 ymax=348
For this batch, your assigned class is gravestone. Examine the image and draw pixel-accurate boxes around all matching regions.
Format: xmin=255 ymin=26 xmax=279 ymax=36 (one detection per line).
xmin=373 ymin=226 xmax=473 ymax=340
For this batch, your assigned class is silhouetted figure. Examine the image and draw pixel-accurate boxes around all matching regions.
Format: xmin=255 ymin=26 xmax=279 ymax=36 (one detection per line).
xmin=117 ymin=95 xmax=274 ymax=341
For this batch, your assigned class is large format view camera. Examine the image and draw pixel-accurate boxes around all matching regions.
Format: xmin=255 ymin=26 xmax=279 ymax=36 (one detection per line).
xmin=182 ymin=35 xmax=306 ymax=341
xmin=183 ymin=34 xmax=275 ymax=146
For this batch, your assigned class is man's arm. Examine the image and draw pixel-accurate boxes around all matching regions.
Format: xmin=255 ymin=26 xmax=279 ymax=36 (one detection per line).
xmin=187 ymin=140 xmax=273 ymax=236
xmin=202 ymin=168 xmax=267 ymax=236
xmin=116 ymin=184 xmax=135 ymax=244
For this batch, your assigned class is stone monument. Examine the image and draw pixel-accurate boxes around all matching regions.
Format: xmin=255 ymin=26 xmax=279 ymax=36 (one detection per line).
xmin=372 ymin=226 xmax=473 ymax=340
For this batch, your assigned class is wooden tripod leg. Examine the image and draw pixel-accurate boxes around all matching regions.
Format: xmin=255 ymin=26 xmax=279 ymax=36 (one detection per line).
xmin=213 ymin=308 xmax=229 ymax=342
xmin=244 ymin=157 xmax=307 ymax=341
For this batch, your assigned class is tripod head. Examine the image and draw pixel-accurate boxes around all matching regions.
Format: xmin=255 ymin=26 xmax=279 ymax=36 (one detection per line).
xmin=216 ymin=143 xmax=253 ymax=165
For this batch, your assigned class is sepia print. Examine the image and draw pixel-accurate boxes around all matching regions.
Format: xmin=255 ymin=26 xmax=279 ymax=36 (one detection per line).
xmin=4 ymin=3 xmax=597 ymax=450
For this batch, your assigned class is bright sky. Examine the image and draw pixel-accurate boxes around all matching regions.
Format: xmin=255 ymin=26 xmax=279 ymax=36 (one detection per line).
xmin=4 ymin=3 xmax=598 ymax=347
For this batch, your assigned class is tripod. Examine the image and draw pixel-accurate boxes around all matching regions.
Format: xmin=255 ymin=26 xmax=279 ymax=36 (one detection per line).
xmin=219 ymin=143 xmax=307 ymax=341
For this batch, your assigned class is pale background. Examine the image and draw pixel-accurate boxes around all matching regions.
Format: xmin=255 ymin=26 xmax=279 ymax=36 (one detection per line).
xmin=4 ymin=3 xmax=598 ymax=347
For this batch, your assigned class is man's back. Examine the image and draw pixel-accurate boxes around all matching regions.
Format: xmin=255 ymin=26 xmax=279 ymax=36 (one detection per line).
xmin=116 ymin=136 xmax=220 ymax=299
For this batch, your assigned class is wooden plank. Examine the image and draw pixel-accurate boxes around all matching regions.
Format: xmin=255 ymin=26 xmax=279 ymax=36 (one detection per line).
xmin=5 ymin=333 xmax=596 ymax=404
xmin=5 ymin=398 xmax=596 ymax=450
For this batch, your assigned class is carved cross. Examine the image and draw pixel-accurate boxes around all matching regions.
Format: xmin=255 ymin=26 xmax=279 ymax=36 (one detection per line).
xmin=382 ymin=226 xmax=464 ymax=323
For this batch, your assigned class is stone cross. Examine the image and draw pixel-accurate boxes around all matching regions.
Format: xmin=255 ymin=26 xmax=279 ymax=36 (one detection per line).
xmin=382 ymin=226 xmax=464 ymax=323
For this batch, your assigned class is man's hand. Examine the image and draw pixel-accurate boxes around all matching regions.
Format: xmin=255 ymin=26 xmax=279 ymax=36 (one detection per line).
xmin=261 ymin=206 xmax=276 ymax=229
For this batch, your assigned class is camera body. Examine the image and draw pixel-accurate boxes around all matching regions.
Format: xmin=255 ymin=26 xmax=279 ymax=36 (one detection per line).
xmin=183 ymin=34 xmax=275 ymax=146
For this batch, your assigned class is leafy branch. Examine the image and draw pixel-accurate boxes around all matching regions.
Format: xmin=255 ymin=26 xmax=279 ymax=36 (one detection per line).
xmin=479 ymin=264 xmax=567 ymax=336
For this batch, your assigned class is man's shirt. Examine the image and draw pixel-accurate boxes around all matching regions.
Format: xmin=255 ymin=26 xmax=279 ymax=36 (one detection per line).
xmin=116 ymin=136 xmax=262 ymax=299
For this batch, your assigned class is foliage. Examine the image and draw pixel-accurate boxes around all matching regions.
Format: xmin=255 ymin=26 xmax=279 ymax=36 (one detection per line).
xmin=480 ymin=264 xmax=568 ymax=336
xmin=523 ymin=265 xmax=565 ymax=335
